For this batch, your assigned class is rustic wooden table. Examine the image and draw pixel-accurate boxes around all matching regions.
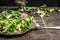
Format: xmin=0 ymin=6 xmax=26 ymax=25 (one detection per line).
xmin=0 ymin=8 xmax=60 ymax=40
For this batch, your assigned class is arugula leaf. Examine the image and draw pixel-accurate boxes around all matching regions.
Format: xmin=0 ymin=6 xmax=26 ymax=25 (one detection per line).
xmin=56 ymin=8 xmax=60 ymax=13
xmin=23 ymin=7 xmax=34 ymax=12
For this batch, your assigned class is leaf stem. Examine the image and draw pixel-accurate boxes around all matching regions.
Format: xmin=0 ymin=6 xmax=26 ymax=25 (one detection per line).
xmin=41 ymin=17 xmax=52 ymax=40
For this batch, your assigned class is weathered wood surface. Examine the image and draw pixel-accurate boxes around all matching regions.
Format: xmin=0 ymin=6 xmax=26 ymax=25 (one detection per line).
xmin=0 ymin=10 xmax=60 ymax=40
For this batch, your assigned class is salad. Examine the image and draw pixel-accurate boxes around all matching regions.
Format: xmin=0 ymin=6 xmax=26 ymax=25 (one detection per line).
xmin=0 ymin=10 xmax=35 ymax=34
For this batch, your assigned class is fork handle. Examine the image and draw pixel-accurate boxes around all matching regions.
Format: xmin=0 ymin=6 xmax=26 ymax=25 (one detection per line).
xmin=41 ymin=26 xmax=60 ymax=29
xmin=33 ymin=23 xmax=60 ymax=29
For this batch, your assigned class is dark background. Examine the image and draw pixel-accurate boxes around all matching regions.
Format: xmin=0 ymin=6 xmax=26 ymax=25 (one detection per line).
xmin=0 ymin=0 xmax=60 ymax=7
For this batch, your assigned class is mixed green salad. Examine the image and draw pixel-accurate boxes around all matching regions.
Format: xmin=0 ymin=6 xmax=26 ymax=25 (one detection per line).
xmin=0 ymin=4 xmax=60 ymax=34
xmin=36 ymin=4 xmax=55 ymax=18
xmin=0 ymin=10 xmax=35 ymax=34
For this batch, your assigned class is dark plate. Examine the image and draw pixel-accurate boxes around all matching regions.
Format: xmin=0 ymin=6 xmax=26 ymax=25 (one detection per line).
xmin=0 ymin=29 xmax=30 ymax=35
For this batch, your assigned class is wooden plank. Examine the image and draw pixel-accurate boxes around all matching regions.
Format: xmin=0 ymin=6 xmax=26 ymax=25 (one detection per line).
xmin=0 ymin=6 xmax=18 ymax=8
